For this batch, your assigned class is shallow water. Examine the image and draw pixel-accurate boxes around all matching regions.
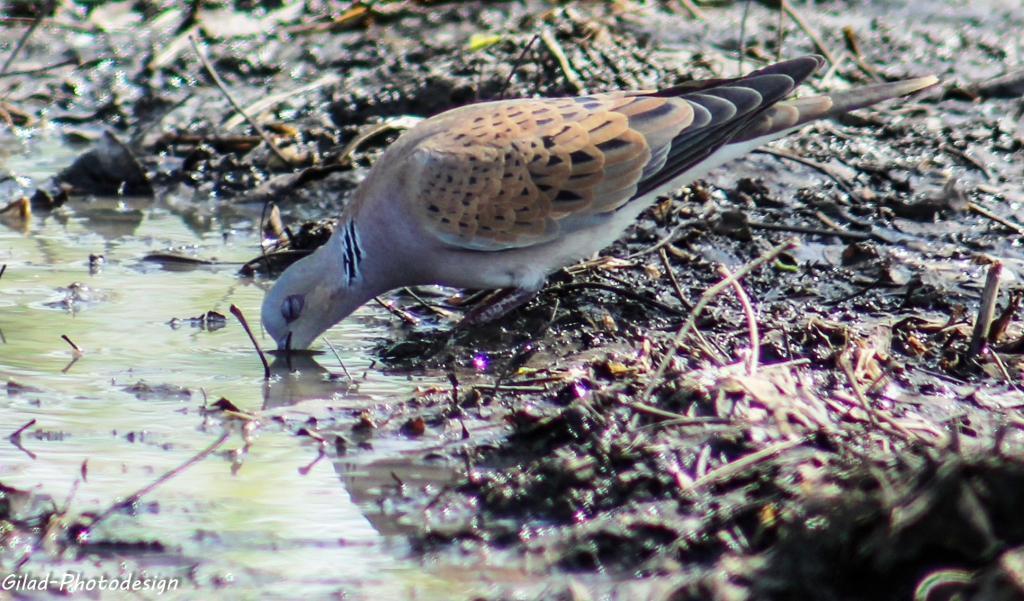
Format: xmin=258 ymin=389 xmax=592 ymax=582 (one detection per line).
xmin=0 ymin=131 xmax=477 ymax=600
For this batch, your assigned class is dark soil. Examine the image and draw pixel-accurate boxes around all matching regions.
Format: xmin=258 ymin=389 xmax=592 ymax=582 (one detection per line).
xmin=5 ymin=0 xmax=1024 ymax=599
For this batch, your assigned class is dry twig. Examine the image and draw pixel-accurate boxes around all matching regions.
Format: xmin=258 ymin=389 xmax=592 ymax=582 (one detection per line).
xmin=84 ymin=430 xmax=231 ymax=533
xmin=0 ymin=0 xmax=56 ymax=79
xmin=755 ymin=147 xmax=862 ymax=202
xmin=968 ymin=202 xmax=1024 ymax=234
xmin=61 ymin=334 xmax=83 ymax=354
xmin=841 ymin=25 xmax=884 ymax=82
xmin=375 ymin=297 xmax=421 ymax=325
xmin=626 ymin=221 xmax=689 ymax=259
xmin=230 ymin=304 xmax=270 ymax=378
xmin=189 ymin=35 xmax=292 ymax=166
xmin=674 ymin=0 xmax=705 ymax=20
xmin=719 ymin=264 xmax=759 ymax=376
xmin=748 ymin=220 xmax=871 ymax=242
xmin=839 ymin=347 xmax=878 ymax=427
xmin=685 ymin=436 xmax=807 ymax=493
xmin=659 ymin=247 xmax=690 ymax=311
xmin=540 ymin=29 xmax=582 ymax=92
xmin=322 ymin=337 xmax=352 ymax=380
xmin=940 ymin=143 xmax=995 ymax=181
xmin=222 ymin=74 xmax=341 ymax=130
xmin=781 ymin=0 xmax=838 ymax=67
xmin=640 ymin=236 xmax=800 ymax=405
xmin=969 ymin=260 xmax=1003 ymax=359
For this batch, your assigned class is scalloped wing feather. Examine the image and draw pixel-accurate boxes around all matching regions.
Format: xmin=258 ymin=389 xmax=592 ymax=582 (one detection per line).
xmin=406 ymin=93 xmax=695 ymax=250
xmin=397 ymin=55 xmax=936 ymax=251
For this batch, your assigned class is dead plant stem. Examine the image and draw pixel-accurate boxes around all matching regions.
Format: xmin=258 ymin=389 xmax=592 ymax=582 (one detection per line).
xmin=0 ymin=0 xmax=56 ymax=80
xmin=686 ymin=436 xmax=807 ymax=492
xmin=719 ymin=264 xmax=759 ymax=376
xmin=229 ymin=304 xmax=270 ymax=379
xmin=782 ymin=0 xmax=838 ymax=67
xmin=85 ymin=430 xmax=231 ymax=532
xmin=540 ymin=29 xmax=581 ymax=92
xmin=969 ymin=260 xmax=1003 ymax=359
xmin=189 ymin=35 xmax=292 ymax=166
xmin=640 ymin=236 xmax=799 ymax=405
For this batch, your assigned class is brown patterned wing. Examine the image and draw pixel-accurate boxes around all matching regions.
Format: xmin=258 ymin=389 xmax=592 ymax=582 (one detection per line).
xmin=405 ymin=93 xmax=696 ymax=250
xmin=405 ymin=55 xmax=875 ymax=251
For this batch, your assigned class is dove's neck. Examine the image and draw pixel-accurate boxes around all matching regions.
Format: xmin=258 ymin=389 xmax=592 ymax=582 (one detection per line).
xmin=321 ymin=206 xmax=424 ymax=307
xmin=324 ymin=218 xmax=368 ymax=291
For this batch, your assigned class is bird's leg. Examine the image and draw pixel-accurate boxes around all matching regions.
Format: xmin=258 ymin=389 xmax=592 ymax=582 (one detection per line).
xmin=458 ymin=287 xmax=539 ymax=327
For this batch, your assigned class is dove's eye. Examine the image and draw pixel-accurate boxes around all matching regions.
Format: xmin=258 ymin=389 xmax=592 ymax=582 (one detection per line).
xmin=281 ymin=294 xmax=305 ymax=323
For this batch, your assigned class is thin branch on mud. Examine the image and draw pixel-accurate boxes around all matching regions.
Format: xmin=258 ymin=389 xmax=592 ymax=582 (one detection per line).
xmin=685 ymin=436 xmax=808 ymax=493
xmin=719 ymin=264 xmax=759 ymax=376
xmin=985 ymin=348 xmax=1014 ymax=386
xmin=229 ymin=304 xmax=270 ymax=379
xmin=968 ymin=202 xmax=1024 ymax=234
xmin=222 ymin=74 xmax=341 ymax=130
xmin=540 ymin=29 xmax=582 ymax=92
xmin=499 ymin=34 xmax=539 ymax=99
xmin=0 ymin=57 xmax=76 ymax=78
xmin=374 ymin=296 xmax=420 ymax=325
xmin=84 ymin=430 xmax=231 ymax=534
xmin=284 ymin=4 xmax=368 ymax=35
xmin=816 ymin=50 xmax=847 ymax=89
xmin=693 ymin=328 xmax=730 ymax=367
xmin=781 ymin=0 xmax=838 ymax=67
xmin=674 ymin=0 xmax=705 ymax=20
xmin=336 ymin=121 xmax=409 ymax=167
xmin=940 ymin=143 xmax=995 ymax=181
xmin=839 ymin=347 xmax=878 ymax=428
xmin=189 ymin=35 xmax=293 ymax=166
xmin=640 ymin=236 xmax=800 ymax=405
xmin=864 ymin=359 xmax=898 ymax=396
xmin=738 ymin=0 xmax=752 ymax=75
xmin=7 ymin=419 xmax=35 ymax=439
xmin=402 ymin=287 xmax=454 ymax=318
xmin=0 ymin=16 xmax=94 ymax=33
xmin=659 ymin=247 xmax=691 ymax=310
xmin=550 ymin=281 xmax=688 ymax=317
xmin=968 ymin=260 xmax=1003 ymax=359
xmin=0 ymin=264 xmax=5 ymax=281
xmin=0 ymin=0 xmax=56 ymax=79
xmin=755 ymin=147 xmax=863 ymax=202
xmin=477 ymin=384 xmax=549 ymax=393
xmin=835 ymin=362 xmax=937 ymax=443
xmin=841 ymin=25 xmax=884 ymax=82
xmin=813 ymin=210 xmax=846 ymax=232
xmin=748 ymin=220 xmax=872 ymax=241
xmin=632 ymin=401 xmax=728 ymax=425
xmin=625 ymin=221 xmax=688 ymax=259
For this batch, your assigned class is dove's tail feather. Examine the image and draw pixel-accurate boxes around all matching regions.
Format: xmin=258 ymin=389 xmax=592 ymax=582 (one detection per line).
xmin=733 ymin=76 xmax=940 ymax=143
xmin=630 ymin=59 xmax=937 ymax=201
xmin=625 ymin=71 xmax=938 ymax=204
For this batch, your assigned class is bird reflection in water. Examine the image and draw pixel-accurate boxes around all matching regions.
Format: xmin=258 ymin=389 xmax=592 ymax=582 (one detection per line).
xmin=263 ymin=350 xmax=356 ymax=410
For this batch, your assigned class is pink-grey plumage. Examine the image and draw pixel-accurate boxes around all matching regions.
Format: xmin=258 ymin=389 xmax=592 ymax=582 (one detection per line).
xmin=261 ymin=55 xmax=937 ymax=350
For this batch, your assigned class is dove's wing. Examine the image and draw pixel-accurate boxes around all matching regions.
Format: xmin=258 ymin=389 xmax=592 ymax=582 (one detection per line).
xmin=394 ymin=55 xmax=932 ymax=251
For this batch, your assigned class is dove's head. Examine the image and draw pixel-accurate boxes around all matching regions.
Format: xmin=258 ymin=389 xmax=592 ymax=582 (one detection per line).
xmin=260 ymin=244 xmax=369 ymax=351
